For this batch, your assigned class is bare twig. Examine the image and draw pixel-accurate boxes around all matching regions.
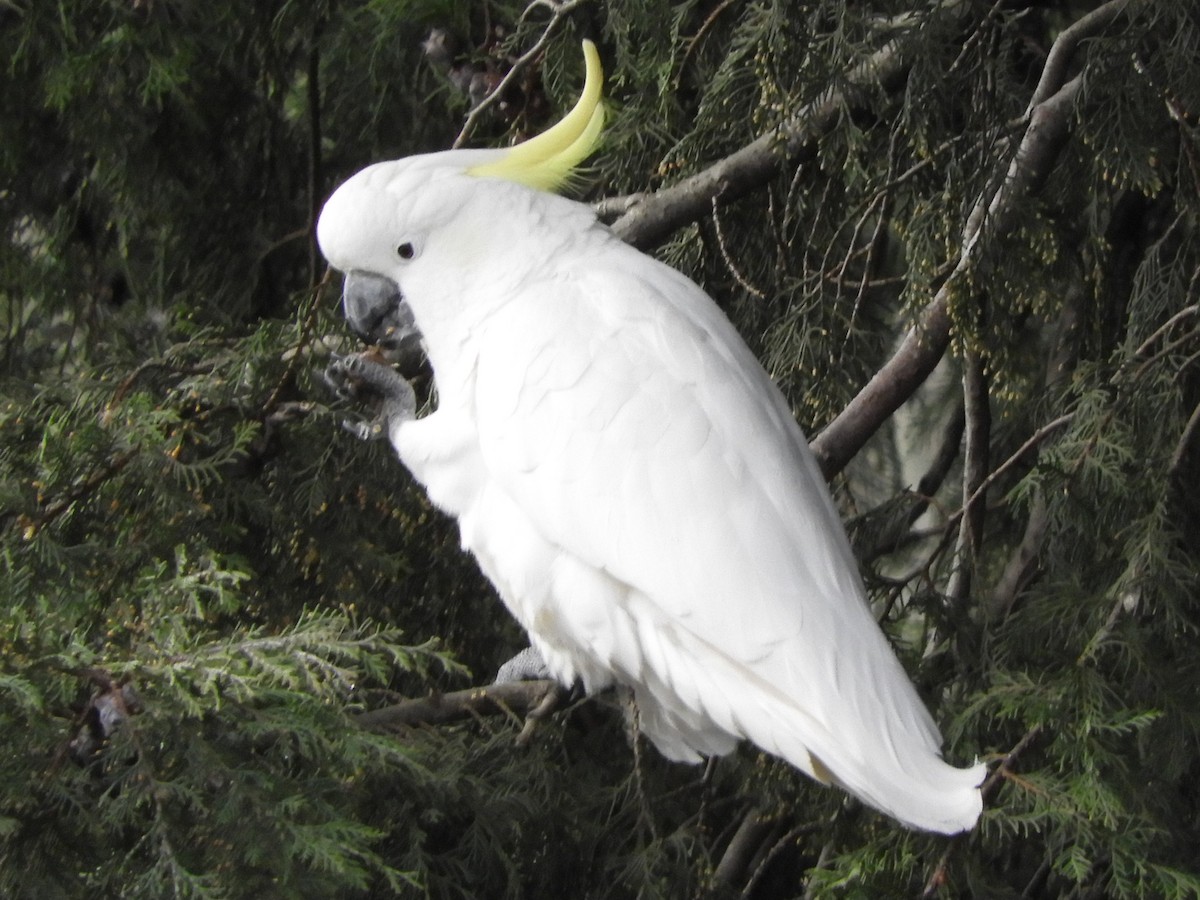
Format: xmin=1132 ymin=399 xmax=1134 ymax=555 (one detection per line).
xmin=1131 ymin=302 xmax=1199 ymax=361
xmin=965 ymin=414 xmax=1074 ymax=516
xmin=452 ymin=0 xmax=590 ymax=149
xmin=678 ymin=0 xmax=739 ymax=83
xmin=710 ymin=196 xmax=766 ymax=299
xmin=1168 ymin=399 xmax=1200 ymax=479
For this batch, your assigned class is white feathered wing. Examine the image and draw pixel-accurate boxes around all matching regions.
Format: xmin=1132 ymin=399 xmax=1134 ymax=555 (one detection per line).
xmin=454 ymin=230 xmax=985 ymax=834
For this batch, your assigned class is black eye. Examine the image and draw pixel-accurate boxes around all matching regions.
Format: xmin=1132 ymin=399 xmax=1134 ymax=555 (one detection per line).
xmin=397 ymin=242 xmax=415 ymax=259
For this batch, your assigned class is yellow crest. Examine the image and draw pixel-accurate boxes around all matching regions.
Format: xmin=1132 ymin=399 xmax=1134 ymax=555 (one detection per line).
xmin=467 ymin=40 xmax=605 ymax=192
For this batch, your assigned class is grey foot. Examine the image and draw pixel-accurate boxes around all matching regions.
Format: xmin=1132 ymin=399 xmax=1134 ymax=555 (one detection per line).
xmin=323 ymin=353 xmax=417 ymax=441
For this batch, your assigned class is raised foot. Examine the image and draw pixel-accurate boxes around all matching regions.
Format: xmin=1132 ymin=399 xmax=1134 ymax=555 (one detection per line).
xmin=323 ymin=353 xmax=417 ymax=441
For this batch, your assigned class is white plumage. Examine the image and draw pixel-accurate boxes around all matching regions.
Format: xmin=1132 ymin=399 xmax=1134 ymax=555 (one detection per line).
xmin=316 ymin=43 xmax=985 ymax=834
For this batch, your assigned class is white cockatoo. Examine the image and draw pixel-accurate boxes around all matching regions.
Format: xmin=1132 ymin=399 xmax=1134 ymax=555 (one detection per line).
xmin=317 ymin=41 xmax=985 ymax=833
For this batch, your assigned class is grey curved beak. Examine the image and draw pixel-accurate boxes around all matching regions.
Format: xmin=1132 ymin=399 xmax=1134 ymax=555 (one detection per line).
xmin=341 ymin=271 xmax=416 ymax=350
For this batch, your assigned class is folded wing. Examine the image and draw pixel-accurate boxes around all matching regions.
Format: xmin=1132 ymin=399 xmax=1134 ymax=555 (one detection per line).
xmin=472 ymin=244 xmax=984 ymax=833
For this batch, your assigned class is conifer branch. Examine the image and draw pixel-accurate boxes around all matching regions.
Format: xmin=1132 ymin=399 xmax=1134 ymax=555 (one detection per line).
xmin=811 ymin=0 xmax=1134 ymax=476
xmin=16 ymin=448 xmax=138 ymax=537
xmin=920 ymin=725 xmax=1043 ymax=898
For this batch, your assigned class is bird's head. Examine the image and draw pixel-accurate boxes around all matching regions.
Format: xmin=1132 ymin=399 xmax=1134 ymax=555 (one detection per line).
xmin=316 ymin=40 xmax=605 ymax=349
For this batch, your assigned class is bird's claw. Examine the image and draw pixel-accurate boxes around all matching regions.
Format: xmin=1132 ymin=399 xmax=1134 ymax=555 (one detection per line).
xmin=323 ymin=353 xmax=417 ymax=441
xmin=340 ymin=416 xmax=387 ymax=442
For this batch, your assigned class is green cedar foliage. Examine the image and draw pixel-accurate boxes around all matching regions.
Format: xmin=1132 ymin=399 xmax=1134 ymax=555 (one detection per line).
xmin=2 ymin=0 xmax=1199 ymax=897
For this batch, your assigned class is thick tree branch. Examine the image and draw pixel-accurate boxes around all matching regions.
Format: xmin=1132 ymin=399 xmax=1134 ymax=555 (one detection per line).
xmin=809 ymin=3 xmax=1140 ymax=478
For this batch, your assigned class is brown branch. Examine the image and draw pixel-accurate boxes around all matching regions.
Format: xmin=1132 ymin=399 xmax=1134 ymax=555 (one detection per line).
xmin=810 ymin=73 xmax=1084 ymax=479
xmin=809 ymin=0 xmax=1137 ymax=477
xmin=353 ymin=679 xmax=566 ymax=732
xmin=985 ymin=492 xmax=1049 ymax=621
xmin=610 ymin=24 xmax=924 ymax=250
xmin=1169 ymin=399 xmax=1200 ymax=479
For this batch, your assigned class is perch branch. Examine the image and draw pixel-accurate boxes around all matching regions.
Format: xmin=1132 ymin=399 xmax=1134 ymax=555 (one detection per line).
xmin=353 ymin=679 xmax=566 ymax=732
xmin=713 ymin=806 xmax=780 ymax=888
